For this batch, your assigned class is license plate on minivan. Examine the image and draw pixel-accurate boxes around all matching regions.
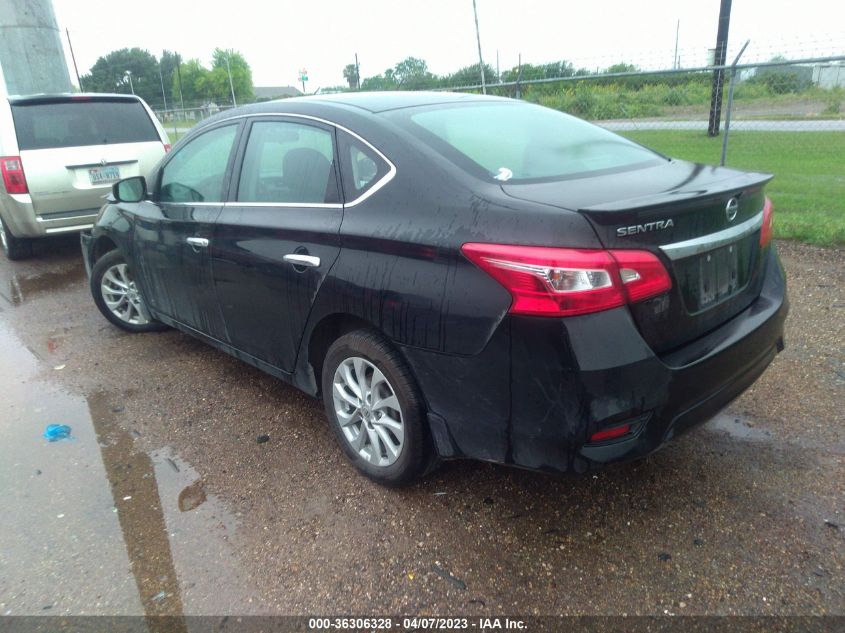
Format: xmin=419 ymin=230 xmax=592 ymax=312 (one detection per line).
xmin=88 ymin=166 xmax=120 ymax=185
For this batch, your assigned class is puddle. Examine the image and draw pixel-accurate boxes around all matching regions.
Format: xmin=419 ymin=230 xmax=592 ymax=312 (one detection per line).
xmin=2 ymin=261 xmax=85 ymax=306
xmin=705 ymin=411 xmax=774 ymax=441
xmin=0 ymin=316 xmax=251 ymax=616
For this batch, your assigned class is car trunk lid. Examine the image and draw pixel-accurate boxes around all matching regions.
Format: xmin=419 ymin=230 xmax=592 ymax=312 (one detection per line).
xmin=18 ymin=142 xmax=162 ymax=216
xmin=502 ymin=160 xmax=773 ymax=354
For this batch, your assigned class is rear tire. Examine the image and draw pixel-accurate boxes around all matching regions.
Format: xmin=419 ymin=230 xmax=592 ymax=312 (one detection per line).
xmin=91 ymin=250 xmax=166 ymax=333
xmin=0 ymin=216 xmax=33 ymax=260
xmin=322 ymin=329 xmax=430 ymax=486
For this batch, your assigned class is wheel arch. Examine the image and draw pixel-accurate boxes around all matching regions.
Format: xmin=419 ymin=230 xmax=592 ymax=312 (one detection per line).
xmin=91 ymin=235 xmax=118 ymax=265
xmin=304 ymin=313 xmax=375 ymax=396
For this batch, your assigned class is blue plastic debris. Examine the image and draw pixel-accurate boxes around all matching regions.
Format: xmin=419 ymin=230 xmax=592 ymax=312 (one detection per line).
xmin=43 ymin=424 xmax=72 ymax=442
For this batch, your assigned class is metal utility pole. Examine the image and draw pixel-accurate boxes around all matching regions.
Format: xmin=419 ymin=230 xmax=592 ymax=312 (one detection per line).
xmin=707 ymin=0 xmax=733 ymax=136
xmin=472 ymin=0 xmax=487 ymax=94
xmin=516 ymin=53 xmax=522 ymax=99
xmin=66 ymin=29 xmax=82 ymax=90
xmin=225 ymin=54 xmax=237 ymax=106
xmin=673 ymin=20 xmax=680 ymax=69
xmin=355 ymin=53 xmax=361 ymax=90
xmin=175 ymin=53 xmax=185 ymax=111
xmin=720 ymin=39 xmax=750 ymax=166
xmin=158 ymin=65 xmax=168 ymax=110
xmin=125 ymin=70 xmax=134 ymax=94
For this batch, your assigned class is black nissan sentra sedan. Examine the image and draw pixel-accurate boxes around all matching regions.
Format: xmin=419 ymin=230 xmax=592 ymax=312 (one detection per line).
xmin=81 ymin=92 xmax=787 ymax=485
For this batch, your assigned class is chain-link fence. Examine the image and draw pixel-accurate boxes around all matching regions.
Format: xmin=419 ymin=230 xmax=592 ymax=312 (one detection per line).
xmin=150 ymin=50 xmax=845 ymax=245
xmin=437 ymin=55 xmax=845 ymax=244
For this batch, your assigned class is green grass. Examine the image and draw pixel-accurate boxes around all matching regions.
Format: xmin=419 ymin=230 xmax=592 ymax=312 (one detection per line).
xmin=621 ymin=130 xmax=845 ymax=246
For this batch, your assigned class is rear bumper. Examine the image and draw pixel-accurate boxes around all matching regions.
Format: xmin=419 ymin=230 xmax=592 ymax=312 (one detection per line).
xmin=403 ymin=246 xmax=788 ymax=474
xmin=0 ymin=192 xmax=98 ymax=238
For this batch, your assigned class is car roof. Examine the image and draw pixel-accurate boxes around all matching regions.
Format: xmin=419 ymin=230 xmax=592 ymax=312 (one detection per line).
xmin=7 ymin=93 xmax=141 ymax=105
xmin=242 ymin=91 xmax=513 ymax=114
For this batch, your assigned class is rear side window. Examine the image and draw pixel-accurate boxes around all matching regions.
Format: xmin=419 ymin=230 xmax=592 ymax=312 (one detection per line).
xmin=10 ymin=99 xmax=160 ymax=150
xmin=236 ymin=120 xmax=338 ymax=204
xmin=338 ymin=130 xmax=390 ymax=202
xmin=159 ymin=124 xmax=238 ymax=203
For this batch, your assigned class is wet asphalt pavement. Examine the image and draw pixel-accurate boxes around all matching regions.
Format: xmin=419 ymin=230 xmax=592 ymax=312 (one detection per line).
xmin=0 ymin=236 xmax=842 ymax=618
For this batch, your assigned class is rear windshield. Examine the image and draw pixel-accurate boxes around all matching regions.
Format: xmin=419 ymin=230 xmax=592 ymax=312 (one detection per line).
xmin=11 ymin=99 xmax=160 ymax=150
xmin=385 ymin=101 xmax=662 ymax=183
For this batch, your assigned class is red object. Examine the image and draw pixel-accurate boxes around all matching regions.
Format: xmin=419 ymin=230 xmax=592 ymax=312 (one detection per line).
xmin=163 ymin=143 xmax=172 ymax=153
xmin=0 ymin=156 xmax=28 ymax=194
xmin=461 ymin=243 xmax=672 ymax=317
xmin=590 ymin=423 xmax=632 ymax=443
xmin=759 ymin=197 xmax=774 ymax=247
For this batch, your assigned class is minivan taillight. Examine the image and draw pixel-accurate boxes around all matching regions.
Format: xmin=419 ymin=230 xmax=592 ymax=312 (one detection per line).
xmin=461 ymin=243 xmax=672 ymax=317
xmin=163 ymin=143 xmax=172 ymax=153
xmin=1 ymin=156 xmax=28 ymax=194
xmin=759 ymin=197 xmax=774 ymax=248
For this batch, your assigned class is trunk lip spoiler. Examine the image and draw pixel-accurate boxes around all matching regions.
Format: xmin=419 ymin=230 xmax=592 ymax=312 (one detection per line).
xmin=659 ymin=209 xmax=764 ymax=261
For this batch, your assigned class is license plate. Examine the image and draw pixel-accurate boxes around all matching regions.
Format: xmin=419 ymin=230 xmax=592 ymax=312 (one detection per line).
xmin=697 ymin=243 xmax=740 ymax=308
xmin=88 ymin=166 xmax=120 ymax=185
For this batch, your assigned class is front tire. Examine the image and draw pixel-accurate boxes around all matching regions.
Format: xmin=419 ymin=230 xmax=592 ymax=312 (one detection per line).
xmin=322 ymin=330 xmax=430 ymax=486
xmin=0 ymin=216 xmax=33 ymax=260
xmin=91 ymin=250 xmax=166 ymax=333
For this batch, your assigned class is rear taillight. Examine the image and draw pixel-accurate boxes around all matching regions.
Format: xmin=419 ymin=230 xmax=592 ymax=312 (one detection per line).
xmin=461 ymin=243 xmax=672 ymax=317
xmin=163 ymin=143 xmax=172 ymax=153
xmin=759 ymin=197 xmax=774 ymax=248
xmin=590 ymin=423 xmax=632 ymax=443
xmin=0 ymin=156 xmax=28 ymax=194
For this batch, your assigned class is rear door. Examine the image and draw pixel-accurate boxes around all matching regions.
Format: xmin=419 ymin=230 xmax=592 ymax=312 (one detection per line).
xmin=10 ymin=97 xmax=166 ymax=219
xmin=211 ymin=117 xmax=343 ymax=371
xmin=133 ymin=122 xmax=241 ymax=340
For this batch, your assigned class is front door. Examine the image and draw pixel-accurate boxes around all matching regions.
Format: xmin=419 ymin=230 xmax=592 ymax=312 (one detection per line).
xmin=134 ymin=123 xmax=241 ymax=341
xmin=211 ymin=117 xmax=343 ymax=371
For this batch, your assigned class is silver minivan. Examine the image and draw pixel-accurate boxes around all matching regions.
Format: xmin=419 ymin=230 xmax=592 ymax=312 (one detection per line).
xmin=0 ymin=93 xmax=170 ymax=259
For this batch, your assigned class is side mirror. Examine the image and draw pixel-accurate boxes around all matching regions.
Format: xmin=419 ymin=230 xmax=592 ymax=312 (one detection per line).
xmin=113 ymin=176 xmax=147 ymax=203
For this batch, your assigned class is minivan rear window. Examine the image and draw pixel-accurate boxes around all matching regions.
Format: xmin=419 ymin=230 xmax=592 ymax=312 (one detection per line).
xmin=386 ymin=101 xmax=663 ymax=183
xmin=11 ymin=99 xmax=160 ymax=150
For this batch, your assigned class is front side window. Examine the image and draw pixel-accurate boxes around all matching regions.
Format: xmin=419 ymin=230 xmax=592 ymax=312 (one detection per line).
xmin=237 ymin=121 xmax=337 ymax=204
xmin=159 ymin=124 xmax=238 ymax=203
xmin=385 ymin=101 xmax=663 ymax=183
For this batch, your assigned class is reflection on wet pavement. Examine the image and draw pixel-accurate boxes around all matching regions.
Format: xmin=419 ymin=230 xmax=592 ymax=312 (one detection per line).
xmin=1 ymin=259 xmax=85 ymax=306
xmin=177 ymin=480 xmax=207 ymax=513
xmin=0 ymin=315 xmax=249 ymax=618
xmin=706 ymin=411 xmax=775 ymax=442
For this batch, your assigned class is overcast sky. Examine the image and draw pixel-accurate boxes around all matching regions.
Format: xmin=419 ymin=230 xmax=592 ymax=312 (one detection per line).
xmin=53 ymin=0 xmax=844 ymax=91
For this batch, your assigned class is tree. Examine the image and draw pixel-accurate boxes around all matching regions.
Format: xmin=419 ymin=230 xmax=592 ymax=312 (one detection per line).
xmin=172 ymin=59 xmax=210 ymax=104
xmin=80 ymin=48 xmax=162 ymax=106
xmin=210 ymin=48 xmax=254 ymax=104
xmin=392 ymin=57 xmax=436 ymax=89
xmin=445 ymin=62 xmax=496 ymax=88
xmin=159 ymin=50 xmax=181 ymax=107
xmin=361 ymin=69 xmax=397 ymax=91
xmin=343 ymin=63 xmax=359 ymax=89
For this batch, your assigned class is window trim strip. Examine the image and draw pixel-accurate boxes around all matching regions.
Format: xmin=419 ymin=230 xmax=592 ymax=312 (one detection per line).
xmin=177 ymin=111 xmax=396 ymax=208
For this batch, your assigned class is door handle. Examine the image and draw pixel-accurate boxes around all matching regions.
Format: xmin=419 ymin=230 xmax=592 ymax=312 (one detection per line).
xmin=186 ymin=237 xmax=209 ymax=248
xmin=283 ymin=253 xmax=320 ymax=268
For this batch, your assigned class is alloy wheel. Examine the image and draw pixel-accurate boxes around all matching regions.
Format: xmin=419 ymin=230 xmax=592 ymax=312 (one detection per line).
xmin=332 ymin=356 xmax=405 ymax=467
xmin=100 ymin=263 xmax=152 ymax=326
